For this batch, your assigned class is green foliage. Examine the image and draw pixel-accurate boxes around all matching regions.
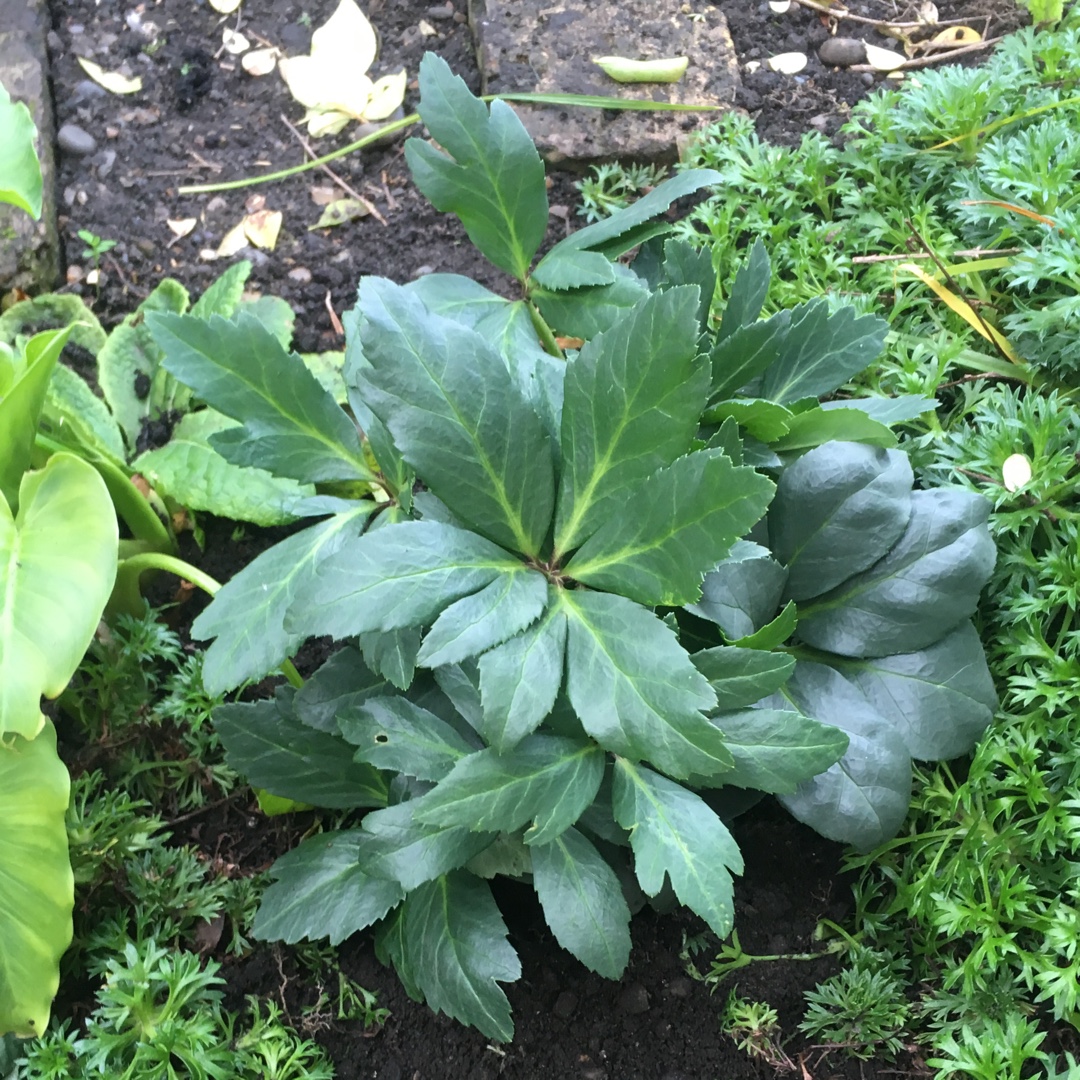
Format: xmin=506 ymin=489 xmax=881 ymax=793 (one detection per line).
xmin=720 ymin=992 xmax=793 ymax=1070
xmin=152 ymin=54 xmax=995 ymax=1042
xmin=0 ymin=81 xmax=42 ymax=218
xmin=575 ymin=162 xmax=669 ymax=223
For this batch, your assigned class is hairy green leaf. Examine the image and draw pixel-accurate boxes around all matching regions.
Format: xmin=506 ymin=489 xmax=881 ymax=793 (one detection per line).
xmin=613 ymin=760 xmax=742 ymax=938
xmin=40 ymin=363 xmax=126 ymax=465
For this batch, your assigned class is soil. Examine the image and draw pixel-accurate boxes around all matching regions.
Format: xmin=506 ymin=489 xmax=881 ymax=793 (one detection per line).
xmin=41 ymin=0 xmax=1031 ymax=1074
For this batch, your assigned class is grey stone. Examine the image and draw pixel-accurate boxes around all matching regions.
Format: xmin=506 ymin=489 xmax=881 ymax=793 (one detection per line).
xmin=818 ymin=37 xmax=867 ymax=67
xmin=0 ymin=0 xmax=60 ymax=292
xmin=71 ymin=78 xmax=107 ymax=102
xmin=552 ymin=989 xmax=578 ymax=1018
xmin=617 ymin=981 xmax=650 ymax=1014
xmin=427 ymin=2 xmax=456 ymax=17
xmin=58 ymin=123 xmax=97 ymax=155
xmin=469 ymin=0 xmax=739 ymax=164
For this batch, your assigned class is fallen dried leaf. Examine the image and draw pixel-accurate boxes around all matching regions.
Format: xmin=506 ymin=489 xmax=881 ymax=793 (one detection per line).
xmin=309 ymin=198 xmax=370 ymax=229
xmin=767 ymin=51 xmax=808 ymax=74
xmin=216 ymin=221 xmax=249 ymax=257
xmin=242 ymin=47 xmax=279 ymax=76
xmin=1002 ymin=453 xmax=1032 ymax=492
xmin=864 ymin=43 xmax=906 ymax=70
xmin=931 ymin=24 xmax=981 ymax=43
xmin=167 ymin=218 xmax=197 ymax=238
xmin=418 ymin=18 xmax=437 ymax=35
xmin=243 ymin=209 xmax=283 ymax=250
xmin=222 ymin=28 xmax=250 ymax=54
xmin=209 ymin=0 xmax=242 ymax=13
xmin=309 ymin=185 xmax=338 ymax=205
xmin=76 ymin=57 xmax=143 ymax=95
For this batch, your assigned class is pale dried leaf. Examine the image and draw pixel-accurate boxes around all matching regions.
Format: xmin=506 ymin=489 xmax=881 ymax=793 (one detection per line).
xmin=418 ymin=18 xmax=437 ymax=35
xmin=209 ymin=0 xmax=242 ymax=13
xmin=303 ymin=109 xmax=352 ymax=137
xmin=864 ymin=43 xmax=906 ymax=70
xmin=76 ymin=57 xmax=143 ymax=95
xmin=222 ymin=28 xmax=250 ymax=54
xmin=364 ymin=70 xmax=408 ymax=121
xmin=931 ymin=25 xmax=981 ymax=44
xmin=1002 ymin=453 xmax=1032 ymax=492
xmin=767 ymin=51 xmax=808 ymax=74
xmin=216 ymin=221 xmax=249 ymax=257
xmin=918 ymin=0 xmax=939 ymax=23
xmin=167 ymin=218 xmax=197 ymax=238
xmin=243 ymin=209 xmax=283 ymax=250
xmin=310 ymin=186 xmax=338 ymax=205
xmin=242 ymin=47 xmax=279 ymax=76
xmin=309 ymin=198 xmax=370 ymax=229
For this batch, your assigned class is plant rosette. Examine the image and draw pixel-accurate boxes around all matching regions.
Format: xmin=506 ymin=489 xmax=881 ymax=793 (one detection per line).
xmin=147 ymin=53 xmax=998 ymax=1041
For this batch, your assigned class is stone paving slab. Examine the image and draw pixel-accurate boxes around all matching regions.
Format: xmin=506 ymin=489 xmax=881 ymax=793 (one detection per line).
xmin=468 ymin=0 xmax=738 ymax=164
xmin=0 ymin=0 xmax=60 ymax=292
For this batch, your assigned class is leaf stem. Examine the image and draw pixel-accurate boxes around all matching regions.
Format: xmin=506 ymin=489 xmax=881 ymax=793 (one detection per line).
xmin=527 ymin=301 xmax=565 ymax=359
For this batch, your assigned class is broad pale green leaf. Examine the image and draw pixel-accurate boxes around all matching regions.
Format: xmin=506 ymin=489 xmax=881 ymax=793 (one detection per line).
xmin=561 ymin=591 xmax=731 ymax=780
xmin=554 ymin=288 xmax=709 ymax=555
xmin=418 ymin=569 xmax=548 ymax=668
xmin=39 ymin=363 xmax=126 ymax=465
xmin=465 ymin=832 xmax=532 ymax=879
xmin=612 ymin=760 xmax=742 ymax=938
xmin=286 ymin=521 xmax=522 ymax=641
xmin=237 ymin=295 xmax=295 ymax=349
xmin=190 ymin=259 xmax=251 ymax=318
xmin=718 ymin=239 xmax=770 ymax=342
xmin=703 ymin=398 xmax=793 ymax=443
xmin=532 ymin=264 xmax=650 ymax=341
xmin=357 ymin=278 xmax=555 ymax=555
xmin=733 ymin=600 xmax=797 ymax=650
xmin=759 ymin=299 xmax=889 ymax=404
xmin=565 ymin=449 xmax=774 ymax=606
xmin=133 ymin=410 xmax=314 ymax=526
xmin=361 ymin=799 xmax=496 ymax=890
xmin=358 ymin=628 xmax=422 ymax=691
xmin=826 ymin=621 xmax=996 ymax=760
xmin=0 ymin=722 xmax=72 ymax=1038
xmin=652 ymin=238 xmax=717 ymax=327
xmin=532 ymin=827 xmax=631 ymax=979
xmin=215 ymin=691 xmax=388 ymax=809
xmin=402 ymin=873 xmax=521 ymax=1042
xmin=709 ymin=312 xmax=792 ymax=403
xmin=686 ymin=541 xmax=787 ymax=640
xmin=339 ymin=696 xmax=475 ymax=781
xmin=819 ymin=395 xmax=936 ymax=425
xmin=194 ymin=504 xmax=374 ymax=695
xmin=300 ymin=351 xmax=347 ymax=404
xmin=797 ymin=489 xmax=996 ymax=658
xmin=407 ymin=54 xmax=547 ymax=281
xmin=148 ymin=311 xmax=372 ymax=483
xmin=531 ymin=249 xmax=616 ymax=291
xmin=253 ymin=830 xmax=403 ymax=945
xmin=98 ymin=279 xmax=190 ymax=445
xmin=771 ymin=442 xmax=913 ymax=603
xmin=293 ymin=646 xmax=392 ymax=733
xmin=0 ymin=295 xmax=105 ymax=356
xmin=404 ymin=273 xmax=510 ymax=326
xmin=416 ymin=734 xmax=605 ymax=847
xmin=770 ymin=661 xmax=911 ymax=851
xmin=708 ymin=707 xmax=849 ymax=794
xmin=770 ymin=408 xmax=898 ymax=452
xmin=0 ymin=85 xmax=43 ymax=218
xmin=0 ymin=328 xmax=72 ymax=508
xmin=691 ymin=647 xmax=795 ymax=710
xmin=478 ymin=597 xmax=568 ymax=753
xmin=0 ymin=454 xmax=117 ymax=739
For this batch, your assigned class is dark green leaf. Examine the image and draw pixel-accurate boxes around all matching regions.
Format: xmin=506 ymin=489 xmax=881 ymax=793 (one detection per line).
xmin=708 ymin=707 xmax=848 ymax=794
xmin=770 ymin=661 xmax=911 ymax=851
xmin=710 ymin=313 xmax=793 ymax=406
xmin=357 ymin=278 xmax=555 ymax=555
xmin=531 ymin=249 xmax=616 ymax=291
xmin=402 ymin=873 xmax=521 ymax=1042
xmin=292 ymin=647 xmax=390 ymax=734
xmin=825 ymin=621 xmax=996 ymax=760
xmin=359 ymin=628 xmax=422 ymax=691
xmin=654 ymin=238 xmax=717 ymax=328
xmin=253 ymin=830 xmax=403 ymax=945
xmin=478 ymin=597 xmax=568 ymax=753
xmin=770 ymin=408 xmax=897 ymax=452
xmin=819 ymin=395 xmax=936 ymax=425
xmin=215 ymin=692 xmax=388 ymax=809
xmin=418 ymin=569 xmax=549 ymax=668
xmin=686 ymin=541 xmax=787 ymax=640
xmin=732 ymin=600 xmax=797 ymax=650
xmin=532 ymin=265 xmax=651 ymax=340
xmin=374 ymin=907 xmax=422 ymax=1002
xmin=771 ymin=442 xmax=913 ymax=603
xmin=718 ymin=239 xmax=770 ymax=342
xmin=797 ymin=489 xmax=996 ymax=658
xmin=238 ymin=295 xmax=295 ymax=349
xmin=565 ymin=449 xmax=774 ymax=606
xmin=415 ymin=734 xmax=605 ymax=847
xmin=554 ymin=288 xmax=710 ymax=555
xmin=361 ymin=800 xmax=495 ymax=890
xmin=612 ymin=760 xmax=742 ymax=938
xmin=532 ymin=827 xmax=631 ymax=979
xmin=703 ymin=398 xmax=793 ymax=442
xmin=191 ymin=260 xmax=251 ymax=319
xmin=759 ymin=300 xmax=889 ymax=404
xmin=407 ymin=54 xmax=547 ymax=281
xmin=434 ymin=662 xmax=484 ymax=732
xmin=561 ymin=591 xmax=731 ymax=780
xmin=404 ymin=274 xmax=510 ymax=326
xmin=338 ymin=696 xmax=475 ymax=781
xmin=148 ymin=312 xmax=372 ymax=482
xmin=194 ymin=504 xmax=375 ymax=695
xmin=286 ymin=521 xmax=522 ymax=641
xmin=704 ymin=416 xmax=743 ymax=464
xmin=691 ymin=647 xmax=795 ymax=710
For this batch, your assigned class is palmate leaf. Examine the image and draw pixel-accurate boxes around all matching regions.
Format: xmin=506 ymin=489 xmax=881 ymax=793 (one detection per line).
xmin=691 ymin=646 xmax=795 ymax=710
xmin=286 ymin=521 xmax=522 ymax=641
xmin=717 ymin=238 xmax=771 ymax=343
xmin=564 ymin=449 xmax=774 ymax=606
xmin=292 ymin=646 xmax=390 ymax=733
xmin=416 ymin=734 xmax=605 ymax=846
xmin=708 ymin=313 xmax=791 ymax=405
xmin=532 ymin=264 xmax=651 ymax=340
xmin=770 ymin=442 xmax=913 ymax=602
xmin=478 ymin=596 xmax=568 ymax=753
xmin=253 ymin=830 xmax=403 ymax=946
xmin=532 ymin=827 xmax=631 ymax=979
xmin=553 ymin=288 xmax=710 ymax=556
xmin=406 ymin=54 xmax=547 ymax=282
xmin=797 ymin=489 xmax=996 ymax=658
xmin=193 ymin=503 xmax=375 ymax=696
xmin=356 ymin=278 xmax=555 ymax=556
xmin=770 ymin=408 xmax=898 ymax=452
xmin=613 ymin=760 xmax=743 ymax=939
xmin=214 ymin=690 xmax=388 ymax=810
xmin=358 ymin=628 xmax=421 ymax=690
xmin=686 ymin=541 xmax=787 ymax=641
xmin=398 ymin=873 xmax=521 ymax=1042
xmin=148 ymin=311 xmax=373 ymax=483
xmin=560 ymin=590 xmax=732 ymax=781
xmin=360 ymin=799 xmax=496 ymax=890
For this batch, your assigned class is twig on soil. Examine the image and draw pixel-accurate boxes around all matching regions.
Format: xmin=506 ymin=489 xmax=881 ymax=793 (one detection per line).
xmin=163 ymin=791 xmax=243 ymax=828
xmin=851 ymin=247 xmax=1021 ymax=264
xmin=849 ymin=35 xmax=1002 ymax=71
xmin=790 ymin=0 xmax=980 ymax=29
xmin=279 ymin=113 xmax=387 ymax=225
xmin=324 ymin=290 xmax=344 ymax=336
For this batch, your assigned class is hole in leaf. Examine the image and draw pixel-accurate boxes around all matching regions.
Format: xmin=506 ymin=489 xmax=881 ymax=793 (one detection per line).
xmin=374 ymin=733 xmax=389 ymax=744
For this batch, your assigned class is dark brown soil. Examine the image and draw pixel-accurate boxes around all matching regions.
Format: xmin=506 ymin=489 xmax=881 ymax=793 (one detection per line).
xmin=43 ymin=0 xmax=1028 ymax=1074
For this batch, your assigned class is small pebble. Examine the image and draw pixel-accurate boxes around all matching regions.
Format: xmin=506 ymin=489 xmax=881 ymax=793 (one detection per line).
xmin=617 ymin=982 xmax=650 ymax=1015
xmin=412 ymin=264 xmax=435 ymax=278
xmin=288 ymin=266 xmax=312 ymax=284
xmin=426 ymin=1 xmax=455 ymax=16
xmin=665 ymin=976 xmax=692 ymax=999
xmin=861 ymin=71 xmax=876 ymax=86
xmin=93 ymin=149 xmax=117 ymax=178
xmin=552 ymin=990 xmax=577 ymax=1019
xmin=58 ymin=123 xmax=97 ymax=156
xmin=66 ymin=264 xmax=84 ymax=284
xmin=135 ymin=238 xmax=156 ymax=257
xmin=818 ymin=37 xmax=867 ymax=66
xmin=46 ymin=30 xmax=64 ymax=54
xmin=71 ymin=79 xmax=107 ymax=103
xmin=280 ymin=22 xmax=311 ymax=52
